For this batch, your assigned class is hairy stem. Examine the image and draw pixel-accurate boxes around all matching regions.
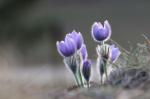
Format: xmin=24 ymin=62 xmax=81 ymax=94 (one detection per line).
xmin=78 ymin=68 xmax=84 ymax=86
xmin=104 ymin=65 xmax=108 ymax=80
xmin=87 ymin=81 xmax=90 ymax=88
xmin=74 ymin=74 xmax=80 ymax=86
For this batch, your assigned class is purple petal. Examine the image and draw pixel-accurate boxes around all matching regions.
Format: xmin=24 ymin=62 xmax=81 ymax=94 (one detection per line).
xmin=110 ymin=45 xmax=121 ymax=63
xmin=77 ymin=32 xmax=83 ymax=49
xmin=97 ymin=22 xmax=103 ymax=28
xmin=56 ymin=41 xmax=67 ymax=57
xmin=67 ymin=30 xmax=83 ymax=50
xmin=80 ymin=44 xmax=88 ymax=60
xmin=104 ymin=20 xmax=111 ymax=41
xmin=56 ymin=37 xmax=76 ymax=57
xmin=64 ymin=36 xmax=76 ymax=56
xmin=93 ymin=28 xmax=107 ymax=41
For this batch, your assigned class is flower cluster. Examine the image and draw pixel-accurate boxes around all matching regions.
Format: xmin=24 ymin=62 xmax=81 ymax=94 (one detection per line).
xmin=57 ymin=30 xmax=91 ymax=87
xmin=91 ymin=20 xmax=121 ymax=83
xmin=56 ymin=20 xmax=121 ymax=87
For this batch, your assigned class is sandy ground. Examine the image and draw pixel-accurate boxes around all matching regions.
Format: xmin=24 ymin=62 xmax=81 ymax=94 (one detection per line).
xmin=0 ymin=62 xmax=103 ymax=99
xmin=1 ymin=65 xmax=150 ymax=99
xmin=0 ymin=65 xmax=74 ymax=99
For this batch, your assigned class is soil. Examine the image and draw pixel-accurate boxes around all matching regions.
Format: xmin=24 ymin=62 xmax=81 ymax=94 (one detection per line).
xmin=48 ymin=68 xmax=150 ymax=99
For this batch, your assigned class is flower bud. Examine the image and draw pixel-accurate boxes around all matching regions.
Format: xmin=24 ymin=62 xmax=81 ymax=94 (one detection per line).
xmin=91 ymin=20 xmax=111 ymax=42
xmin=82 ymin=59 xmax=91 ymax=82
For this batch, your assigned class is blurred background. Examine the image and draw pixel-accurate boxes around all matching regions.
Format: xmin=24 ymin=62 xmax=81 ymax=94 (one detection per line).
xmin=0 ymin=0 xmax=150 ymax=98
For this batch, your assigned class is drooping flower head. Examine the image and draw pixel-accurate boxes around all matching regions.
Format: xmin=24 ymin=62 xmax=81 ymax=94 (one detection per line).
xmin=66 ymin=30 xmax=83 ymax=50
xmin=80 ymin=44 xmax=88 ymax=60
xmin=91 ymin=20 xmax=111 ymax=42
xmin=82 ymin=59 xmax=91 ymax=82
xmin=109 ymin=45 xmax=121 ymax=63
xmin=56 ymin=36 xmax=76 ymax=57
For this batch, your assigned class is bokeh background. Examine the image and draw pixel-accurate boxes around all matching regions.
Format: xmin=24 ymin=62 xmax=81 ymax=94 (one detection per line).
xmin=0 ymin=0 xmax=150 ymax=98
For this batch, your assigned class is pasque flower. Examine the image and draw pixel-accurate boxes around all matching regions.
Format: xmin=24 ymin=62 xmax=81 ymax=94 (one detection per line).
xmin=56 ymin=30 xmax=86 ymax=86
xmin=91 ymin=20 xmax=111 ymax=42
xmin=56 ymin=36 xmax=76 ymax=57
xmin=66 ymin=30 xmax=83 ymax=49
xmin=109 ymin=45 xmax=121 ymax=63
xmin=82 ymin=59 xmax=91 ymax=82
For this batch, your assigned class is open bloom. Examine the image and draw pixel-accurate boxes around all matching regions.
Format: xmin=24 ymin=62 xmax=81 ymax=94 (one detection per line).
xmin=66 ymin=30 xmax=83 ymax=49
xmin=109 ymin=45 xmax=121 ymax=63
xmin=56 ymin=36 xmax=76 ymax=57
xmin=82 ymin=59 xmax=91 ymax=82
xmin=91 ymin=20 xmax=111 ymax=42
xmin=80 ymin=44 xmax=88 ymax=60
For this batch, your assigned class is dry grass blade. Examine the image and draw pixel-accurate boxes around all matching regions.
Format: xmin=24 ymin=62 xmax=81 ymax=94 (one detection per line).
xmin=142 ymin=34 xmax=150 ymax=53
xmin=142 ymin=34 xmax=150 ymax=45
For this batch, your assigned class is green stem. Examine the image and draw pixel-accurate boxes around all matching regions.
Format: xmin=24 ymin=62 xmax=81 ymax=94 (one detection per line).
xmin=104 ymin=64 xmax=108 ymax=80
xmin=100 ymin=41 xmax=104 ymax=45
xmin=100 ymin=75 xmax=103 ymax=84
xmin=78 ymin=68 xmax=84 ymax=86
xmin=74 ymin=74 xmax=80 ymax=86
xmin=87 ymin=81 xmax=90 ymax=88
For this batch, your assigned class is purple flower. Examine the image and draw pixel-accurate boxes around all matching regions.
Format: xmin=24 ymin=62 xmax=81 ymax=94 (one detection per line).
xmin=80 ymin=44 xmax=88 ymax=60
xmin=109 ymin=45 xmax=121 ymax=63
xmin=66 ymin=30 xmax=83 ymax=49
xmin=56 ymin=36 xmax=76 ymax=57
xmin=91 ymin=20 xmax=111 ymax=42
xmin=82 ymin=59 xmax=91 ymax=82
